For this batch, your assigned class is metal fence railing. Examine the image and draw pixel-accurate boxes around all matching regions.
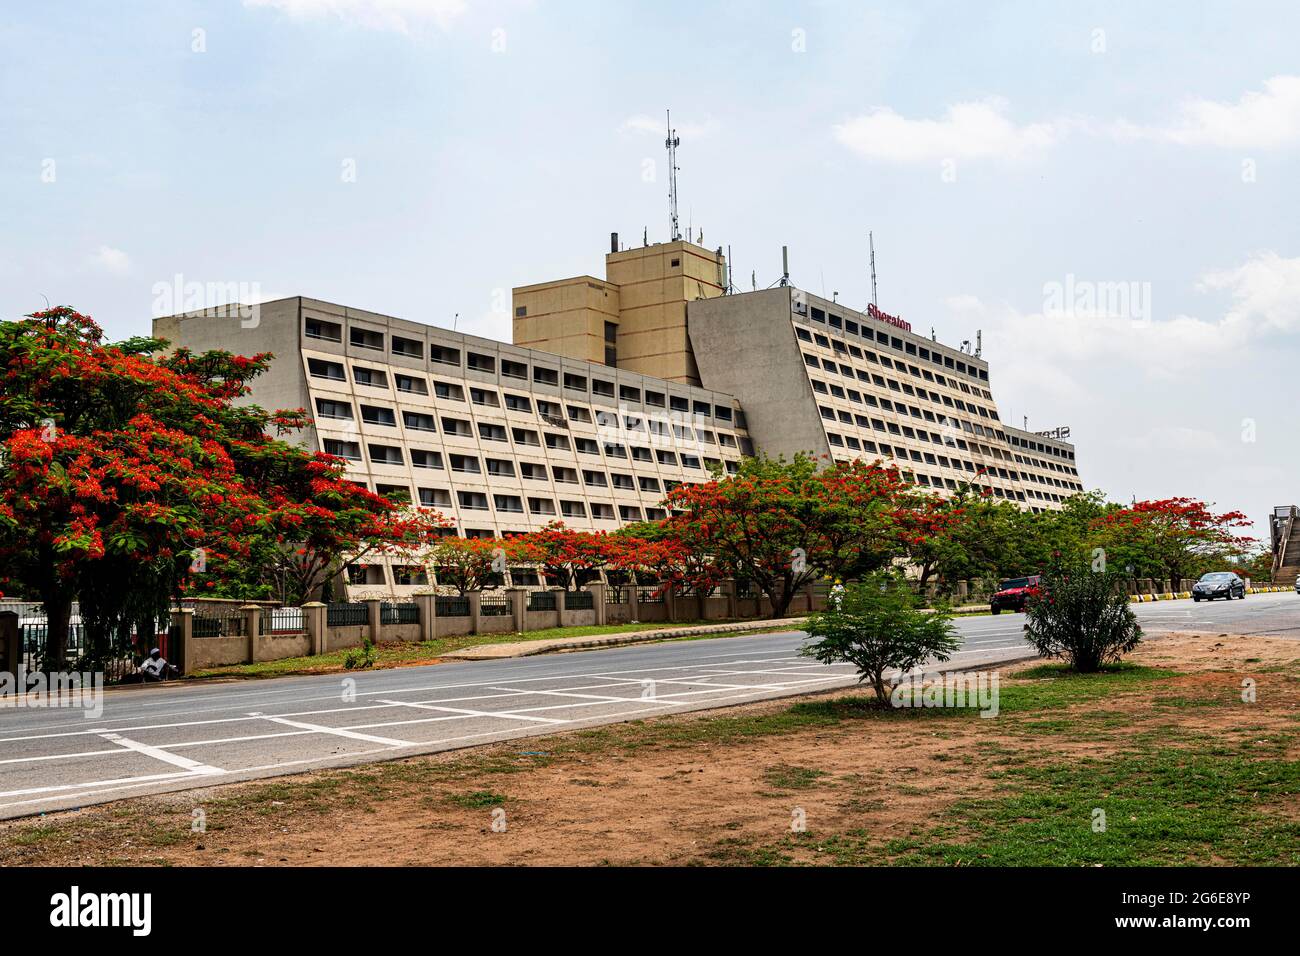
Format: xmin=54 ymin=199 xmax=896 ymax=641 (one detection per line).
xmin=565 ymin=590 xmax=594 ymax=610
xmin=192 ymin=608 xmax=247 ymax=638
xmin=381 ymin=602 xmax=418 ymax=625
xmin=260 ymin=607 xmax=304 ymax=634
xmin=480 ymin=594 xmax=511 ymax=617
xmin=436 ymin=595 xmax=470 ymax=617
xmin=636 ymin=588 xmax=665 ymax=605
xmin=606 ymin=586 xmax=625 ymax=604
xmin=327 ymin=602 xmax=369 ymax=628
xmin=527 ymin=590 xmax=557 ymax=612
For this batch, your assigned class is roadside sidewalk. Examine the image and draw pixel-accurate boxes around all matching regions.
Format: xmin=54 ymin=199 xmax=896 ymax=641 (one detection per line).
xmin=1129 ymin=585 xmax=1293 ymax=603
xmin=439 ymin=602 xmax=997 ymax=661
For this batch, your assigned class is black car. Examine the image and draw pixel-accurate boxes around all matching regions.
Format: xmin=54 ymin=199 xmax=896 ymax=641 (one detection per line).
xmin=1192 ymin=571 xmax=1246 ymax=601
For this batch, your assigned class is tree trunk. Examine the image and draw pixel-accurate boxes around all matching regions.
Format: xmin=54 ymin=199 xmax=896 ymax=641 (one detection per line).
xmin=42 ymin=596 xmax=72 ymax=671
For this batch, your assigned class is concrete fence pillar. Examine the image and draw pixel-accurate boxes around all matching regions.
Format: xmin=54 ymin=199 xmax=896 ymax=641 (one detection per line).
xmin=554 ymin=588 xmax=568 ymax=626
xmin=805 ymin=580 xmax=818 ymax=613
xmin=302 ymin=602 xmax=326 ymax=656
xmin=416 ymin=593 xmax=437 ymax=642
xmin=627 ymin=582 xmax=640 ymax=623
xmin=507 ymin=588 xmax=527 ymax=633
xmin=366 ymin=598 xmax=382 ymax=645
xmin=171 ymin=608 xmax=194 ymax=675
xmin=241 ymin=604 xmax=262 ymax=664
xmin=468 ymin=591 xmax=482 ymax=635
xmin=721 ymin=579 xmax=737 ymax=619
xmin=589 ymin=582 xmax=607 ymax=626
xmin=0 ymin=611 xmax=19 ymax=674
xmin=664 ymin=586 xmax=678 ymax=622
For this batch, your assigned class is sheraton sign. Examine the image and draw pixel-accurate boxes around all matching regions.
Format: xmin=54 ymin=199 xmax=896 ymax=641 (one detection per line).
xmin=867 ymin=302 xmax=912 ymax=333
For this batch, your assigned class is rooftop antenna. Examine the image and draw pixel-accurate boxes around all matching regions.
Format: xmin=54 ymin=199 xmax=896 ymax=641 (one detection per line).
xmin=665 ymin=110 xmax=681 ymax=242
xmin=727 ymin=245 xmax=735 ymax=294
xmin=453 ymin=312 xmax=459 ymax=331
xmin=869 ymin=231 xmax=878 ymax=307
xmin=780 ymin=246 xmax=789 ymax=287
xmin=975 ymin=329 xmax=983 ymax=358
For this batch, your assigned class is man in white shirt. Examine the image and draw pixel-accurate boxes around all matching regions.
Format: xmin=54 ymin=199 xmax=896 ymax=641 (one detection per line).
xmin=138 ymin=647 xmax=173 ymax=682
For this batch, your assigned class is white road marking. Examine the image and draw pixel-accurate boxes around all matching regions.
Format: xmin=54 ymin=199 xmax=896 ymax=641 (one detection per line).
xmin=256 ymin=715 xmax=412 ymax=747
xmin=98 ymin=732 xmax=224 ymax=775
xmin=373 ymin=699 xmax=568 ymax=724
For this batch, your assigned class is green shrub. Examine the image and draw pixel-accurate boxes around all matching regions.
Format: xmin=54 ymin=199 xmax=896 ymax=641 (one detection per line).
xmin=1023 ymin=562 xmax=1142 ymax=672
xmin=800 ymin=573 xmax=960 ymax=707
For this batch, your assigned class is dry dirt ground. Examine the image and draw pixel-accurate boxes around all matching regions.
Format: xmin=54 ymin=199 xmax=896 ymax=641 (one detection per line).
xmin=2 ymin=631 xmax=1298 ymax=867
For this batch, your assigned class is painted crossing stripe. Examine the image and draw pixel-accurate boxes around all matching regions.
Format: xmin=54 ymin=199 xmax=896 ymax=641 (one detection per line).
xmin=257 ymin=715 xmax=412 ymax=747
xmin=98 ymin=732 xmax=224 ymax=775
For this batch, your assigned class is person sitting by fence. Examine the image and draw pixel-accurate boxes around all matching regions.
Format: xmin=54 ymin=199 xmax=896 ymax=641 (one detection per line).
xmin=137 ymin=647 xmax=177 ymax=682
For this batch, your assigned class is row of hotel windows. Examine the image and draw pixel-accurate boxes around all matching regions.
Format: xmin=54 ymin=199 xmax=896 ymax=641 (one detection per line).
xmin=822 ymin=426 xmax=1083 ymax=494
xmin=302 ymin=329 xmax=736 ymax=423
xmin=368 ymin=482 xmax=670 ymax=524
xmin=1008 ymin=433 xmax=1077 ymax=463
xmin=321 ymin=439 xmax=741 ymax=477
xmin=804 ymin=352 xmax=1002 ymax=426
xmin=813 ymin=392 xmax=1079 ymax=480
xmin=311 ymin=394 xmax=744 ymax=451
xmin=826 ymin=455 xmax=1075 ymax=508
xmin=801 ymin=307 xmax=990 ymax=383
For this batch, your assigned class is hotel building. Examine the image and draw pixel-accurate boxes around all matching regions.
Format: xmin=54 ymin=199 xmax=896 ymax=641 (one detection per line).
xmin=154 ymin=237 xmax=1082 ymax=594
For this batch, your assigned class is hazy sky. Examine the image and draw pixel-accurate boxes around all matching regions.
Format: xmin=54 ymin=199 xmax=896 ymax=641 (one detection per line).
xmin=3 ymin=1 xmax=1298 ymax=537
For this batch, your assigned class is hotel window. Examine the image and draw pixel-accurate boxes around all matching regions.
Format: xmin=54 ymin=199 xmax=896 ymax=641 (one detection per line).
xmin=582 ymin=470 xmax=607 ymax=487
xmin=669 ymin=396 xmax=689 ymax=413
xmin=714 ymin=406 xmax=732 ymax=423
xmin=478 ymin=422 xmax=508 ymax=442
xmin=528 ymin=497 xmax=556 ymax=515
xmin=433 ymin=380 xmax=464 ymax=401
xmin=502 ymin=359 xmax=528 ymax=380
xmin=418 ymin=488 xmax=452 ymax=508
xmin=323 ymin=439 xmax=361 ymax=460
xmin=533 ymin=366 xmax=559 ymax=386
xmin=592 ymin=378 xmax=615 ymax=398
xmin=564 ymin=372 xmax=588 ymax=392
xmin=544 ymin=433 xmax=570 ymax=451
xmin=619 ymin=505 xmax=643 ymax=522
xmin=391 ymin=335 xmax=422 ymax=358
xmin=681 ymin=455 xmax=701 ymax=469
xmin=512 ymin=427 xmax=540 ymax=447
xmin=603 ymin=442 xmax=627 ymax=459
xmin=645 ymin=390 xmax=665 ymax=407
xmin=441 ymin=417 xmax=472 ymax=437
xmin=449 ymin=454 xmax=480 ymax=474
xmin=467 ymin=352 xmax=495 ymax=373
xmin=494 ymin=495 xmax=524 ymax=514
xmin=430 ymin=344 xmax=461 ymax=367
xmin=402 ymin=411 xmax=436 ymax=432
xmin=315 ymin=398 xmax=352 ymax=420
xmin=305 ymin=318 xmax=341 ymax=342
xmin=619 ymin=385 xmax=641 ymax=403
xmin=308 ymin=358 xmax=346 ymax=381
xmin=368 ymin=444 xmax=403 ymax=465
xmin=485 ymin=458 xmax=515 ymax=477
xmin=591 ymin=503 xmax=616 ymax=521
xmin=610 ymin=472 xmax=634 ymax=490
xmin=638 ymin=476 xmax=661 ymax=493
xmin=410 ymin=450 xmax=444 ymax=470
xmin=631 ymin=446 xmax=653 ymax=462
xmin=350 ymin=328 xmax=383 ymax=350
xmin=375 ymin=484 xmax=409 ymax=501
xmin=567 ymin=405 xmax=592 ymax=423
xmin=458 ymin=491 xmax=489 ymax=511
xmin=604 ymin=322 xmax=618 ymax=367
xmin=470 ymin=387 xmax=499 ymax=407
xmin=656 ymin=450 xmax=677 ymax=466
xmin=360 ymin=405 xmax=396 ymax=426
xmin=552 ymin=466 xmax=579 ymax=484
xmin=575 ymin=438 xmax=600 ymax=455
xmin=559 ymin=500 xmax=586 ymax=519
xmin=645 ymin=508 xmax=667 ymax=521
xmin=519 ymin=462 xmax=547 ymax=481
xmin=504 ymin=393 xmax=531 ymax=413
xmin=396 ymin=374 xmax=427 ymax=395
xmin=353 ymin=366 xmax=386 ymax=388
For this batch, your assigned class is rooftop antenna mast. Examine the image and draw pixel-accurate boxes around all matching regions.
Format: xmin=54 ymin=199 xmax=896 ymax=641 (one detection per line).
xmin=869 ymin=231 xmax=878 ymax=307
xmin=665 ymin=110 xmax=682 ymax=242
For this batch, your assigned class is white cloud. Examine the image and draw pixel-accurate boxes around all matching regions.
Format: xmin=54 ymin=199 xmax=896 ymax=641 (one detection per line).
xmin=243 ymin=0 xmax=467 ymax=33
xmin=833 ymin=97 xmax=1068 ymax=164
xmin=1113 ymin=75 xmax=1300 ymax=149
xmin=89 ymin=245 xmax=131 ymax=275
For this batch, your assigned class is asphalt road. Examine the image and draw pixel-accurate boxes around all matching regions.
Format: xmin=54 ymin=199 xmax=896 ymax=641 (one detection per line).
xmin=1 ymin=591 xmax=1296 ymax=820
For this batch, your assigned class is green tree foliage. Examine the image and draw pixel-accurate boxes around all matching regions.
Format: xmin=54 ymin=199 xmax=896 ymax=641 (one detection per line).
xmin=1023 ymin=560 xmax=1143 ymax=672
xmin=800 ymin=573 xmax=961 ymax=706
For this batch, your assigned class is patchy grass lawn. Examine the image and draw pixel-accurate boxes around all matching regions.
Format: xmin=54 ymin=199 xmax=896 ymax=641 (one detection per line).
xmin=4 ymin=632 xmax=1298 ymax=867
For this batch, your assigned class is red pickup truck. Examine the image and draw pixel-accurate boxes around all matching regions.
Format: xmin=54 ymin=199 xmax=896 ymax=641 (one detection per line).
xmin=990 ymin=575 xmax=1041 ymax=614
